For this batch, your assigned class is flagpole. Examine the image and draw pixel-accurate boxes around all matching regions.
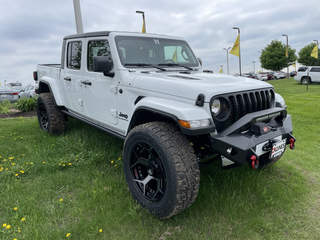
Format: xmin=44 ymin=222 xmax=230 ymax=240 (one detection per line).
xmin=314 ymin=40 xmax=319 ymax=66
xmin=136 ymin=10 xmax=146 ymax=33
xmin=233 ymin=27 xmax=241 ymax=75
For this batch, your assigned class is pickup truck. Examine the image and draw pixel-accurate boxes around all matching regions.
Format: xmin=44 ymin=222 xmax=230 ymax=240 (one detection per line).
xmin=33 ymin=31 xmax=295 ymax=219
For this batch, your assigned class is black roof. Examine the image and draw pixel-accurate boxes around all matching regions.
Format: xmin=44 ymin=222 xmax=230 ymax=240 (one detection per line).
xmin=64 ymin=31 xmax=111 ymax=40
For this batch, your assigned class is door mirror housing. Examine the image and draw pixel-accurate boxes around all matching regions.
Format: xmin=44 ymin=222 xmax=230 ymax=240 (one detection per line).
xmin=93 ymin=56 xmax=115 ymax=78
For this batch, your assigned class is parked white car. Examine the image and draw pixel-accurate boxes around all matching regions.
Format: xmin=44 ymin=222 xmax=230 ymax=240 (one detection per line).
xmin=256 ymin=73 xmax=268 ymax=81
xmin=18 ymin=85 xmax=37 ymax=98
xmin=294 ymin=66 xmax=320 ymax=84
xmin=273 ymin=71 xmax=286 ymax=79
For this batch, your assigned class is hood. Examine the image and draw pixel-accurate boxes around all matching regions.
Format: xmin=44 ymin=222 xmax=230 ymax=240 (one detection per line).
xmin=131 ymin=71 xmax=272 ymax=102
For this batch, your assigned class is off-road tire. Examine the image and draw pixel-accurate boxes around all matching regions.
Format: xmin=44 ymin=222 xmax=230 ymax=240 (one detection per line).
xmin=123 ymin=122 xmax=200 ymax=219
xmin=37 ymin=93 xmax=66 ymax=134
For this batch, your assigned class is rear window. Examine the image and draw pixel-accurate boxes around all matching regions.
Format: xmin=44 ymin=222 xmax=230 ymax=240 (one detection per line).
xmin=297 ymin=67 xmax=308 ymax=72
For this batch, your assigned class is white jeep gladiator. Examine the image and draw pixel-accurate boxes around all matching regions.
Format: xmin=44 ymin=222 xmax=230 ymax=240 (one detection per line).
xmin=33 ymin=31 xmax=295 ymax=219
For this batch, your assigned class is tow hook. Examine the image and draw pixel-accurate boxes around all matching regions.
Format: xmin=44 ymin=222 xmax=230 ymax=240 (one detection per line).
xmin=250 ymin=155 xmax=259 ymax=169
xmin=289 ymin=138 xmax=295 ymax=150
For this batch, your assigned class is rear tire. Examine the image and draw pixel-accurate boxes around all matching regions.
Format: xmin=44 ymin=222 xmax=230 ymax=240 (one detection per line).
xmin=37 ymin=93 xmax=66 ymax=133
xmin=123 ymin=122 xmax=200 ymax=219
xmin=301 ymin=77 xmax=310 ymax=84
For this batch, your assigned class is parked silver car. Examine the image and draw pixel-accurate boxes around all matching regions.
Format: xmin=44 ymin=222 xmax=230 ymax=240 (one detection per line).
xmin=18 ymin=85 xmax=37 ymax=98
xmin=0 ymin=86 xmax=19 ymax=102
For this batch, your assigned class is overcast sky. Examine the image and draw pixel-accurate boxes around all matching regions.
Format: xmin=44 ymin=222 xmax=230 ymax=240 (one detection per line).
xmin=1 ymin=0 xmax=319 ymax=86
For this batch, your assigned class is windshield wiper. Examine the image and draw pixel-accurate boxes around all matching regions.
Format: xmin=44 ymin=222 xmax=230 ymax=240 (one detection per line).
xmin=158 ymin=63 xmax=195 ymax=70
xmin=124 ymin=63 xmax=166 ymax=71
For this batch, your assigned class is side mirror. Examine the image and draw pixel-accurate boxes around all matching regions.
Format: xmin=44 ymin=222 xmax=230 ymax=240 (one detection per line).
xmin=93 ymin=56 xmax=115 ymax=78
xmin=197 ymin=58 xmax=202 ymax=66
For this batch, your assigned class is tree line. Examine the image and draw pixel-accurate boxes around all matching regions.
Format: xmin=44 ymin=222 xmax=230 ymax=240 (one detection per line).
xmin=259 ymin=40 xmax=319 ymax=71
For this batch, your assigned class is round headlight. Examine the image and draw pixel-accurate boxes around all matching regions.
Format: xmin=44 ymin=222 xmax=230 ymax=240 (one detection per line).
xmin=211 ymin=98 xmax=221 ymax=116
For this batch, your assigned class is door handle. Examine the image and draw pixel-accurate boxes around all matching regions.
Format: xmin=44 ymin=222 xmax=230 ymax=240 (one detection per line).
xmin=82 ymin=80 xmax=92 ymax=86
xmin=64 ymin=77 xmax=71 ymax=81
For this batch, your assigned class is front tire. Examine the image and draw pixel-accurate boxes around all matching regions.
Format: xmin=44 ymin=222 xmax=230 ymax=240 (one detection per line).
xmin=123 ymin=122 xmax=200 ymax=219
xmin=37 ymin=93 xmax=66 ymax=133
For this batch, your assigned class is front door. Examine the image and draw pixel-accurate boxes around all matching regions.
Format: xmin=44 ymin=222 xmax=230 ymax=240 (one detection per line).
xmin=81 ymin=39 xmax=118 ymax=125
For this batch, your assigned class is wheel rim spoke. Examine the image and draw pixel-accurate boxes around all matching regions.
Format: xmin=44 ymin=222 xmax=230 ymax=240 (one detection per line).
xmin=38 ymin=103 xmax=49 ymax=130
xmin=130 ymin=142 xmax=166 ymax=202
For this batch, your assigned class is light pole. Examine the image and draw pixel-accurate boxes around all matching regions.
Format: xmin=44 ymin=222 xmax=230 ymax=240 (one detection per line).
xmin=258 ymin=51 xmax=263 ymax=72
xmin=223 ymin=47 xmax=231 ymax=74
xmin=136 ymin=10 xmax=146 ymax=33
xmin=282 ymin=34 xmax=289 ymax=78
xmin=314 ymin=39 xmax=319 ymax=65
xmin=252 ymin=61 xmax=256 ymax=74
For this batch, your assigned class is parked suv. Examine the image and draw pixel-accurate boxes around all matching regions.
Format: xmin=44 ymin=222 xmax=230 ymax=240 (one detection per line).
xmin=294 ymin=66 xmax=320 ymax=84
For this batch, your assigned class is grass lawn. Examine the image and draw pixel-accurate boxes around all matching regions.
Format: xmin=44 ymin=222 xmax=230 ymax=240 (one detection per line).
xmin=0 ymin=78 xmax=319 ymax=239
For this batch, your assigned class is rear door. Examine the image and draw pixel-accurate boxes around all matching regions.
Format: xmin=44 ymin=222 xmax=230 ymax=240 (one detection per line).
xmin=60 ymin=39 xmax=85 ymax=113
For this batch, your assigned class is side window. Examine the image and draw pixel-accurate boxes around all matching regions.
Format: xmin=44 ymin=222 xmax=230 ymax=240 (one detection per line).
xmin=298 ymin=67 xmax=308 ymax=72
xmin=310 ymin=67 xmax=320 ymax=72
xmin=87 ymin=40 xmax=112 ymax=71
xmin=67 ymin=41 xmax=82 ymax=70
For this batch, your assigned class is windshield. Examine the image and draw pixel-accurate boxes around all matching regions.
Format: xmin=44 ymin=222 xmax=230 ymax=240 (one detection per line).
xmin=115 ymin=36 xmax=199 ymax=69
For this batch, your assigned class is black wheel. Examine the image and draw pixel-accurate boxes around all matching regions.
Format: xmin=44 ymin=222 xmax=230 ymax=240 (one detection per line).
xmin=37 ymin=93 xmax=66 ymax=133
xmin=301 ymin=77 xmax=310 ymax=84
xmin=123 ymin=122 xmax=200 ymax=219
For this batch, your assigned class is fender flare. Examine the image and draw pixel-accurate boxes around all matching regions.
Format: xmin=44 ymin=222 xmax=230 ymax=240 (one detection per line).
xmin=128 ymin=96 xmax=215 ymax=135
xmin=38 ymin=76 xmax=64 ymax=106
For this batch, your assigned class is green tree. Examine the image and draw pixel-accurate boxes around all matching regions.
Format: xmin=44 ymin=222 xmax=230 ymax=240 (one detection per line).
xmin=260 ymin=40 xmax=296 ymax=71
xmin=297 ymin=43 xmax=319 ymax=66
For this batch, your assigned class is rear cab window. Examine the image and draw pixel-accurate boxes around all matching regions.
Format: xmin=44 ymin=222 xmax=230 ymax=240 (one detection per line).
xmin=67 ymin=41 xmax=82 ymax=70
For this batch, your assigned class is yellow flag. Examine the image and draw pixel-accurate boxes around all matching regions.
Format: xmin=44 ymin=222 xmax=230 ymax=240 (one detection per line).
xmin=172 ymin=49 xmax=177 ymax=62
xmin=285 ymin=47 xmax=288 ymax=57
xmin=219 ymin=68 xmax=223 ymax=73
xmin=311 ymin=44 xmax=318 ymax=59
xmin=292 ymin=62 xmax=295 ymax=68
xmin=229 ymin=34 xmax=240 ymax=57
xmin=142 ymin=19 xmax=146 ymax=33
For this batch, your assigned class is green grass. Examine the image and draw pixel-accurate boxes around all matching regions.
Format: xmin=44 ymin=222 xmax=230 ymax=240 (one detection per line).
xmin=1 ymin=78 xmax=319 ymax=239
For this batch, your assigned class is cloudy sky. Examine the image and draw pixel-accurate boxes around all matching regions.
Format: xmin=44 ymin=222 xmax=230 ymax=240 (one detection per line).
xmin=1 ymin=0 xmax=319 ymax=86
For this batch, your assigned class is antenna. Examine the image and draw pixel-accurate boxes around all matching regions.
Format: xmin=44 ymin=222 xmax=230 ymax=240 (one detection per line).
xmin=73 ymin=0 xmax=84 ymax=34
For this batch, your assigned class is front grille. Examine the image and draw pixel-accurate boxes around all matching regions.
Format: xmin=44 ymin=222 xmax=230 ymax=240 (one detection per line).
xmin=211 ymin=88 xmax=275 ymax=132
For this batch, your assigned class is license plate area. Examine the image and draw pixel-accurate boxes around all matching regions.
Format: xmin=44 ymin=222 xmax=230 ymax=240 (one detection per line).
xmin=270 ymin=138 xmax=286 ymax=159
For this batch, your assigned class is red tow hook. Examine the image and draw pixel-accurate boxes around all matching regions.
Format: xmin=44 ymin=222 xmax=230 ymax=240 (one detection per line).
xmin=289 ymin=138 xmax=295 ymax=150
xmin=250 ymin=155 xmax=259 ymax=169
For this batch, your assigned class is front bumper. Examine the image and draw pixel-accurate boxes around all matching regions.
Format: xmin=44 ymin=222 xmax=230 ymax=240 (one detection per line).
xmin=210 ymin=107 xmax=295 ymax=168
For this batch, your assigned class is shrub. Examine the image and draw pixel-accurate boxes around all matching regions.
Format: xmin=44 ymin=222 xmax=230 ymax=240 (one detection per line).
xmin=0 ymin=99 xmax=12 ymax=114
xmin=15 ymin=97 xmax=38 ymax=112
